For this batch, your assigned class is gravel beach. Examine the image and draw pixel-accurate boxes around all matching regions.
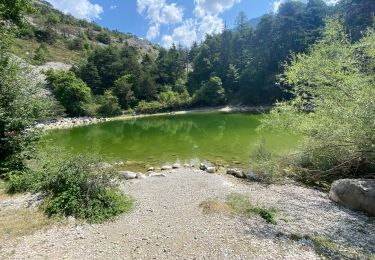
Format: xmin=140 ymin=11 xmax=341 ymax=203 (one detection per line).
xmin=0 ymin=168 xmax=374 ymax=259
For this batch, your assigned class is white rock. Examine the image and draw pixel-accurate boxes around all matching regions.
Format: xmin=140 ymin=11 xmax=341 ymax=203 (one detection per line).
xmin=119 ymin=171 xmax=137 ymax=180
xmin=136 ymin=173 xmax=147 ymax=179
xmin=199 ymin=163 xmax=207 ymax=171
xmin=147 ymin=167 xmax=155 ymax=172
xmin=172 ymin=163 xmax=181 ymax=169
xmin=206 ymin=167 xmax=216 ymax=174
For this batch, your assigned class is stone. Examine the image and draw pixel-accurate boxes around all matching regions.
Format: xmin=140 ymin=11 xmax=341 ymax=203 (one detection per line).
xmin=206 ymin=167 xmax=216 ymax=174
xmin=199 ymin=163 xmax=207 ymax=171
xmin=183 ymin=164 xmax=190 ymax=168
xmin=161 ymin=165 xmax=172 ymax=171
xmin=35 ymin=123 xmax=45 ymax=129
xmin=329 ymin=179 xmax=375 ymax=216
xmin=147 ymin=167 xmax=155 ymax=172
xmin=172 ymin=163 xmax=181 ymax=169
xmin=136 ymin=173 xmax=147 ymax=179
xmin=247 ymin=170 xmax=258 ymax=181
xmin=119 ymin=171 xmax=137 ymax=180
xmin=227 ymin=168 xmax=245 ymax=178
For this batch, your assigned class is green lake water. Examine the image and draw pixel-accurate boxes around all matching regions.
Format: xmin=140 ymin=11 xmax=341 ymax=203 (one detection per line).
xmin=42 ymin=112 xmax=299 ymax=171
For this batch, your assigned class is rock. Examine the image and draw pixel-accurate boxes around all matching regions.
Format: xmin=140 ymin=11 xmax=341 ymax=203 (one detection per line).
xmin=206 ymin=167 xmax=216 ymax=174
xmin=199 ymin=163 xmax=207 ymax=171
xmin=329 ymin=179 xmax=375 ymax=216
xmin=119 ymin=171 xmax=137 ymax=180
xmin=136 ymin=173 xmax=147 ymax=179
xmin=183 ymin=164 xmax=190 ymax=168
xmin=227 ymin=168 xmax=245 ymax=178
xmin=147 ymin=167 xmax=155 ymax=172
xmin=172 ymin=163 xmax=181 ymax=169
xmin=35 ymin=123 xmax=45 ymax=129
xmin=161 ymin=165 xmax=172 ymax=171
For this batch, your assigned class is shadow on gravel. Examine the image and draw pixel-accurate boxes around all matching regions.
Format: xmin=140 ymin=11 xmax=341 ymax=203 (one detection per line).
xmin=239 ymin=203 xmax=375 ymax=260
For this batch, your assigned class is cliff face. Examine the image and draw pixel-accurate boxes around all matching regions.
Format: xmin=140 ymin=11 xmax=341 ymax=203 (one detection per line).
xmin=12 ymin=0 xmax=157 ymax=65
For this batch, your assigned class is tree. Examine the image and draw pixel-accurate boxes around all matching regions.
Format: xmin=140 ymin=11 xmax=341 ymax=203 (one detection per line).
xmin=0 ymin=60 xmax=53 ymax=174
xmin=46 ymin=71 xmax=92 ymax=116
xmin=0 ymin=0 xmax=52 ymax=175
xmin=193 ymin=76 xmax=226 ymax=106
xmin=97 ymin=90 xmax=121 ymax=116
xmin=112 ymin=74 xmax=136 ymax=109
xmin=261 ymin=19 xmax=375 ymax=184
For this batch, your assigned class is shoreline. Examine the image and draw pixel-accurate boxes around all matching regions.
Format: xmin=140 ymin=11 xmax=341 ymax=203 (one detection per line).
xmin=36 ymin=105 xmax=272 ymax=130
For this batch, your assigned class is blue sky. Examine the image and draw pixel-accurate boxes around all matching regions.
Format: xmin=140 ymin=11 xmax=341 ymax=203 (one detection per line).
xmin=45 ymin=0 xmax=338 ymax=47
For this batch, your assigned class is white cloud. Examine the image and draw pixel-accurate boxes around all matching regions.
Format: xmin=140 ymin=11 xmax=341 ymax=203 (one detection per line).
xmin=197 ymin=15 xmax=224 ymax=37
xmin=161 ymin=0 xmax=238 ymax=48
xmin=194 ymin=0 xmax=241 ymax=17
xmin=110 ymin=5 xmax=118 ymax=10
xmin=147 ymin=24 xmax=160 ymax=39
xmin=45 ymin=0 xmax=103 ymax=21
xmin=137 ymin=0 xmax=184 ymax=40
xmin=162 ymin=19 xmax=198 ymax=48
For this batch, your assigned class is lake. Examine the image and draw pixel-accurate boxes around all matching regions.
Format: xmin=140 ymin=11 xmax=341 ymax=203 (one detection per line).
xmin=42 ymin=112 xmax=298 ymax=171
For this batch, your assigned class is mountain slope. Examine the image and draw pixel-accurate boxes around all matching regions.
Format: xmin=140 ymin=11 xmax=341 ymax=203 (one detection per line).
xmin=12 ymin=0 xmax=156 ymax=66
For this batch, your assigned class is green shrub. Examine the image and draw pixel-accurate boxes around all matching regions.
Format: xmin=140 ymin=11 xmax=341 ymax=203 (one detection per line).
xmin=6 ymin=170 xmax=44 ymax=193
xmin=7 ymin=153 xmax=133 ymax=223
xmin=41 ymin=155 xmax=132 ymax=223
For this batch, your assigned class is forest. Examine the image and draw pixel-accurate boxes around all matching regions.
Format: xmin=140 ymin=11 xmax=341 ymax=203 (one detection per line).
xmin=41 ymin=0 xmax=375 ymax=116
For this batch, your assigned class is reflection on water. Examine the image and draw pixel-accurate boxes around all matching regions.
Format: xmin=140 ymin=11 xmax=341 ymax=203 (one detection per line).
xmin=42 ymin=112 xmax=298 ymax=171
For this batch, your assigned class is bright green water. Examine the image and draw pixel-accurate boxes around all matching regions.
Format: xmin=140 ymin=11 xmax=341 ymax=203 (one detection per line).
xmin=42 ymin=112 xmax=298 ymax=171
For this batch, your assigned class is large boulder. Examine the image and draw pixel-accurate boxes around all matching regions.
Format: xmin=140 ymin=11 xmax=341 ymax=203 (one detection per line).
xmin=329 ymin=179 xmax=375 ymax=216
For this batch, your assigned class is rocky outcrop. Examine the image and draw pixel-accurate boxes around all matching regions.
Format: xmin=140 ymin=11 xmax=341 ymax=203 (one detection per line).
xmin=329 ymin=179 xmax=375 ymax=216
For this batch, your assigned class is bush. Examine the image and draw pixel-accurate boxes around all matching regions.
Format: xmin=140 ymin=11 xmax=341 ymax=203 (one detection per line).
xmin=7 ymin=153 xmax=133 ymax=223
xmin=33 ymin=43 xmax=48 ymax=64
xmin=96 ymin=32 xmax=111 ymax=44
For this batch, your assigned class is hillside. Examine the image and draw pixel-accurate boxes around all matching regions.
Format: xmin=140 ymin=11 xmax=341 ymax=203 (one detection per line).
xmin=12 ymin=0 xmax=157 ymax=65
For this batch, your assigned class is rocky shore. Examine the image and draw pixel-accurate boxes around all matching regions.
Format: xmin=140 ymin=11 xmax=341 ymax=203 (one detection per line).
xmin=34 ymin=106 xmax=269 ymax=130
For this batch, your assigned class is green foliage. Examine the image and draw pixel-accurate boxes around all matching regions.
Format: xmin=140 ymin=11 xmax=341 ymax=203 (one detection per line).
xmin=96 ymin=31 xmax=111 ymax=44
xmin=97 ymin=90 xmax=122 ymax=116
xmin=261 ymin=19 xmax=375 ymax=184
xmin=7 ymin=153 xmax=133 ymax=223
xmin=33 ymin=43 xmax=48 ymax=64
xmin=225 ymin=193 xmax=277 ymax=224
xmin=0 ymin=0 xmax=33 ymax=27
xmin=34 ymin=27 xmax=58 ymax=45
xmin=112 ymin=74 xmax=136 ymax=109
xmin=193 ymin=76 xmax=225 ymax=106
xmin=0 ymin=59 xmax=53 ymax=175
xmin=135 ymin=86 xmax=191 ymax=114
xmin=46 ymin=70 xmax=93 ymax=116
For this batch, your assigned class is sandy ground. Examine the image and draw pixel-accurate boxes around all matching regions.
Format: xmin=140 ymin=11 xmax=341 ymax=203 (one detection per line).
xmin=0 ymin=168 xmax=374 ymax=260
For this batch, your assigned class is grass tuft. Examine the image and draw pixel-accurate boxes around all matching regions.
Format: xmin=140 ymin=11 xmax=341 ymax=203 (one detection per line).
xmin=200 ymin=193 xmax=277 ymax=224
